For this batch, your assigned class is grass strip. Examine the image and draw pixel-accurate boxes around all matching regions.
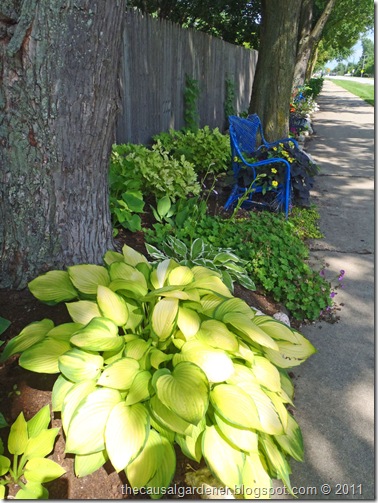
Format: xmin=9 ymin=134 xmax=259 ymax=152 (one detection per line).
xmin=329 ymin=79 xmax=374 ymax=106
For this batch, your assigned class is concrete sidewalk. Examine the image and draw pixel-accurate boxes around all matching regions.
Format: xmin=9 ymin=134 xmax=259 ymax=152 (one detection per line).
xmin=284 ymin=80 xmax=374 ymax=499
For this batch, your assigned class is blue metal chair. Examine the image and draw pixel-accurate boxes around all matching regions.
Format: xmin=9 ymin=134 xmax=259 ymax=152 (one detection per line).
xmin=224 ymin=115 xmax=298 ymax=218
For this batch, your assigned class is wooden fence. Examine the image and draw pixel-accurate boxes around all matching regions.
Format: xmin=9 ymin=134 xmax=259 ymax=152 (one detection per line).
xmin=116 ymin=10 xmax=258 ymax=145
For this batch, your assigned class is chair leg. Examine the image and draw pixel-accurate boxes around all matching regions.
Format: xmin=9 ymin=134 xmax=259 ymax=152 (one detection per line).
xmin=224 ymin=185 xmax=242 ymax=210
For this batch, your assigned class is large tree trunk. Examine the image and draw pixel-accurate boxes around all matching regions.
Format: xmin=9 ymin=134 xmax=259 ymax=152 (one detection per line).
xmin=0 ymin=1 xmax=124 ymax=288
xmin=248 ymin=0 xmax=302 ymax=142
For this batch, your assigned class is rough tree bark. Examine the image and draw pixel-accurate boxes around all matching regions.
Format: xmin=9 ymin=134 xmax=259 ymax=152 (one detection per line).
xmin=0 ymin=1 xmax=125 ymax=288
xmin=248 ymin=0 xmax=302 ymax=142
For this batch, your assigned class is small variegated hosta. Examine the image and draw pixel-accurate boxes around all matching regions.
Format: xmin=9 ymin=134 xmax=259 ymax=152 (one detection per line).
xmin=0 ymin=245 xmax=316 ymax=499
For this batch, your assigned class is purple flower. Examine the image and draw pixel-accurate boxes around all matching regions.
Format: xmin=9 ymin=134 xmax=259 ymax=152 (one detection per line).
xmin=338 ymin=269 xmax=345 ymax=281
xmin=330 ymin=291 xmax=337 ymax=298
xmin=319 ymin=269 xmax=326 ymax=277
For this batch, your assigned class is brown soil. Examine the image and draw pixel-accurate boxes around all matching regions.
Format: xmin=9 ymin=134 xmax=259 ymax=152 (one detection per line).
xmin=0 ymin=220 xmax=287 ymax=500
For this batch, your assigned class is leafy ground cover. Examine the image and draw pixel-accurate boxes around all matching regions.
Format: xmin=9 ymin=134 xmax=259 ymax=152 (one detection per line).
xmin=328 ymin=79 xmax=374 ymax=106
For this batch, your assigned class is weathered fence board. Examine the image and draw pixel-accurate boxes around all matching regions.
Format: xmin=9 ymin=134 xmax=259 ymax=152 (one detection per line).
xmin=116 ymin=10 xmax=258 ymax=145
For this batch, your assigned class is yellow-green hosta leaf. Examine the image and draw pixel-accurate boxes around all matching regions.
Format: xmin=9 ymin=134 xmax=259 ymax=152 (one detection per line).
xmin=122 ymin=298 xmax=144 ymax=330
xmin=124 ymin=339 xmax=150 ymax=361
xmin=70 ymin=317 xmax=123 ymax=353
xmin=274 ymin=413 xmax=304 ymax=462
xmin=24 ymin=428 xmax=60 ymax=460
xmin=146 ymin=435 xmax=176 ymax=499
xmin=259 ymin=434 xmax=293 ymax=495
xmin=251 ymin=356 xmax=282 ymax=392
xmin=196 ymin=320 xmax=238 ymax=352
xmin=24 ymin=458 xmax=66 ymax=483
xmin=66 ymin=300 xmax=102 ymax=325
xmin=14 ymin=482 xmax=49 ymax=499
xmin=175 ymin=418 xmax=205 ymax=463
xmin=62 ymin=380 xmax=97 ymax=433
xmin=47 ymin=323 xmax=84 ymax=341
xmin=186 ymin=276 xmax=233 ymax=298
xmin=151 ymin=298 xmax=178 ymax=340
xmin=59 ymin=348 xmax=103 ymax=382
xmin=103 ymin=250 xmax=124 ymax=265
xmin=242 ymin=452 xmax=272 ymax=498
xmin=109 ymin=279 xmax=147 ymax=300
xmin=264 ymin=337 xmax=316 ymax=369
xmin=0 ymin=485 xmax=5 ymax=499
xmin=97 ymin=286 xmax=128 ymax=326
xmin=150 ymin=259 xmax=177 ymax=289
xmin=200 ymin=294 xmax=224 ymax=317
xmin=236 ymin=381 xmax=284 ymax=435
xmin=155 ymin=362 xmax=209 ymax=425
xmin=176 ymin=307 xmax=201 ymax=339
xmin=227 ymin=363 xmax=256 ymax=385
xmin=68 ymin=264 xmax=110 ymax=295
xmin=0 ymin=455 xmax=10 ymax=477
xmin=214 ymin=412 xmax=258 ymax=453
xmin=28 ymin=270 xmax=78 ymax=304
xmin=172 ymin=340 xmax=234 ymax=383
xmin=105 ymin=402 xmax=150 ymax=472
xmin=65 ymin=388 xmax=122 ymax=454
xmin=8 ymin=412 xmax=28 ymax=455
xmin=149 ymin=417 xmax=175 ymax=443
xmin=279 ymin=370 xmax=295 ymax=402
xmin=125 ymin=370 xmax=152 ymax=405
xmin=265 ymin=391 xmax=288 ymax=432
xmin=27 ymin=405 xmax=51 ymax=438
xmin=97 ymin=357 xmax=140 ymax=390
xmin=19 ymin=338 xmax=71 ymax=374
xmin=210 ymin=384 xmax=261 ymax=430
xmin=223 ymin=312 xmax=279 ymax=351
xmin=149 ymin=396 xmax=194 ymax=436
xmin=0 ymin=319 xmax=54 ymax=362
xmin=110 ymin=259 xmax=148 ymax=283
xmin=168 ymin=266 xmax=194 ymax=286
xmin=150 ymin=348 xmax=173 ymax=369
xmin=122 ymin=244 xmax=150 ymax=267
xmin=234 ymin=341 xmax=256 ymax=364
xmin=214 ymin=297 xmax=255 ymax=321
xmin=52 ymin=375 xmax=75 ymax=412
xmin=202 ymin=425 xmax=244 ymax=490
xmin=74 ymin=450 xmax=108 ymax=478
xmin=253 ymin=316 xmax=297 ymax=343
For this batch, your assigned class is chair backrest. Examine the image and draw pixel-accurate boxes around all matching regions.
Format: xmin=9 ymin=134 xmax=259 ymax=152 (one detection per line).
xmin=229 ymin=115 xmax=263 ymax=156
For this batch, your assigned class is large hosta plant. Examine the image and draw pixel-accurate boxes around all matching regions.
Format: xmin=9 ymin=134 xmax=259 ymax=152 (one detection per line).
xmin=0 ymin=245 xmax=316 ymax=498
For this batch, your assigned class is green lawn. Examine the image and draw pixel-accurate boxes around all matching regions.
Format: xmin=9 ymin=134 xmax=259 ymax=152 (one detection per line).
xmin=329 ymin=79 xmax=374 ymax=106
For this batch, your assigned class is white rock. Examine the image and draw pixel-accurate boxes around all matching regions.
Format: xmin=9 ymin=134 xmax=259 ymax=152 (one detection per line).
xmin=273 ymin=311 xmax=291 ymax=326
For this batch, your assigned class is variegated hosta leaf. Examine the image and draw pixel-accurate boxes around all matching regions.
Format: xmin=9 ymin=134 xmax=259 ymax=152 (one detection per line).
xmin=122 ymin=244 xmax=150 ymax=267
xmin=52 ymin=375 xmax=75 ymax=412
xmin=253 ymin=316 xmax=297 ymax=343
xmin=242 ymin=452 xmax=272 ymax=498
xmin=186 ymin=275 xmax=233 ymax=298
xmin=27 ymin=405 xmax=51 ymax=438
xmin=70 ymin=317 xmax=123 ymax=353
xmin=19 ymin=338 xmax=71 ymax=374
xmin=200 ymin=294 xmax=224 ymax=317
xmin=24 ymin=458 xmax=66 ymax=483
xmin=126 ymin=429 xmax=176 ymax=497
xmin=263 ymin=335 xmax=317 ymax=369
xmin=172 ymin=340 xmax=234 ymax=383
xmin=234 ymin=340 xmax=256 ymax=364
xmin=210 ymin=384 xmax=261 ymax=430
xmin=124 ymin=339 xmax=150 ymax=361
xmin=13 ymin=482 xmax=48 ymax=499
xmin=214 ymin=297 xmax=255 ymax=321
xmin=97 ymin=286 xmax=129 ymax=326
xmin=202 ymin=425 xmax=244 ymax=490
xmin=68 ymin=264 xmax=110 ymax=295
xmin=150 ymin=348 xmax=173 ymax=369
xmin=47 ymin=323 xmax=84 ymax=341
xmin=227 ymin=363 xmax=256 ymax=386
xmin=74 ymin=450 xmax=108 ymax=478
xmin=175 ymin=418 xmax=206 ymax=463
xmin=196 ymin=320 xmax=238 ymax=352
xmin=265 ymin=391 xmax=289 ymax=432
xmin=28 ymin=270 xmax=78 ymax=304
xmin=274 ymin=413 xmax=304 ymax=462
xmin=105 ymin=402 xmax=150 ymax=472
xmin=167 ymin=266 xmax=194 ymax=286
xmin=214 ymin=411 xmax=258 ymax=453
xmin=125 ymin=370 xmax=152 ymax=405
xmin=223 ymin=312 xmax=279 ymax=351
xmin=251 ymin=356 xmax=282 ymax=392
xmin=155 ymin=362 xmax=209 ymax=425
xmin=279 ymin=370 xmax=295 ymax=403
xmin=62 ymin=380 xmax=97 ymax=433
xmin=176 ymin=307 xmax=201 ymax=339
xmin=58 ymin=348 xmax=104 ymax=382
xmin=109 ymin=260 xmax=148 ymax=286
xmin=0 ymin=319 xmax=54 ymax=362
xmin=150 ymin=259 xmax=178 ymax=289
xmin=65 ymin=388 xmax=122 ymax=454
xmin=65 ymin=300 xmax=102 ymax=325
xmin=23 ymin=428 xmax=60 ymax=460
xmin=123 ymin=298 xmax=144 ymax=330
xmin=259 ymin=434 xmax=293 ymax=496
xmin=97 ymin=357 xmax=140 ymax=390
xmin=151 ymin=298 xmax=179 ymax=340
xmin=103 ymin=250 xmax=124 ymax=266
xmin=149 ymin=396 xmax=194 ymax=436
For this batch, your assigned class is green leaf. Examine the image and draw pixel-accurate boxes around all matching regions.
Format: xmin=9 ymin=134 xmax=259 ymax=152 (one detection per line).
xmin=122 ymin=244 xmax=150 ymax=267
xmin=8 ymin=412 xmax=28 ymax=455
xmin=0 ymin=455 xmax=10 ymax=477
xmin=175 ymin=418 xmax=205 ymax=462
xmin=190 ymin=238 xmax=205 ymax=259
xmin=156 ymin=195 xmax=172 ymax=218
xmin=0 ymin=485 xmax=4 ymax=500
xmin=196 ymin=320 xmax=238 ymax=352
xmin=253 ymin=316 xmax=297 ymax=343
xmin=62 ymin=380 xmax=97 ymax=433
xmin=176 ymin=307 xmax=201 ymax=339
xmin=28 ymin=270 xmax=78 ymax=304
xmin=24 ymin=458 xmax=66 ymax=483
xmin=75 ymin=450 xmax=108 ymax=477
xmin=103 ymin=250 xmax=125 ymax=266
xmin=214 ymin=412 xmax=258 ymax=453
xmin=274 ymin=413 xmax=304 ymax=462
xmin=251 ymin=356 xmax=282 ymax=392
xmin=150 ymin=349 xmax=173 ymax=369
xmin=27 ymin=405 xmax=51 ymax=438
xmin=65 ymin=300 xmax=102 ymax=325
xmin=97 ymin=286 xmax=129 ymax=326
xmin=19 ymin=338 xmax=71 ymax=374
xmin=0 ymin=317 xmax=11 ymax=336
xmin=105 ymin=402 xmax=150 ymax=472
xmin=149 ymin=395 xmax=194 ymax=436
xmin=0 ymin=319 xmax=54 ymax=362
xmin=242 ymin=452 xmax=272 ymax=498
xmin=47 ymin=323 xmax=84 ymax=341
xmin=70 ymin=317 xmax=123 ymax=352
xmin=223 ymin=312 xmax=279 ymax=350
xmin=263 ymin=335 xmax=316 ymax=368
xmin=151 ymin=298 xmax=179 ymax=340
xmin=124 ymin=339 xmax=150 ymax=361
xmin=52 ymin=375 xmax=75 ymax=412
xmin=0 ymin=413 xmax=9 ymax=429
xmin=14 ymin=482 xmax=49 ymax=499
xmin=202 ymin=425 xmax=244 ymax=490
xmin=65 ymin=388 xmax=122 ymax=454
xmin=59 ymin=348 xmax=103 ymax=382
xmin=259 ymin=434 xmax=293 ymax=495
xmin=97 ymin=357 xmax=140 ymax=390
xmin=168 ymin=266 xmax=194 ymax=286
xmin=68 ymin=264 xmax=110 ymax=295
xmin=186 ymin=275 xmax=233 ymax=298
xmin=24 ymin=428 xmax=60 ymax=459
xmin=123 ymin=191 xmax=145 ymax=212
xmin=125 ymin=370 xmax=152 ymax=405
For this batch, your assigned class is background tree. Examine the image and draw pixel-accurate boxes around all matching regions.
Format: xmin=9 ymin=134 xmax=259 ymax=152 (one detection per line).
xmin=248 ymin=0 xmax=302 ymax=141
xmin=356 ymin=37 xmax=374 ymax=76
xmin=0 ymin=1 xmax=125 ymax=288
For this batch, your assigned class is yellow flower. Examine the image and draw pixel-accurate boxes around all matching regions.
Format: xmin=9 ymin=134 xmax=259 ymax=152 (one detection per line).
xmin=272 ymin=147 xmax=278 ymax=151
xmin=272 ymin=180 xmax=279 ymax=187
xmin=271 ymin=168 xmax=278 ymax=174
xmin=233 ymin=156 xmax=240 ymax=162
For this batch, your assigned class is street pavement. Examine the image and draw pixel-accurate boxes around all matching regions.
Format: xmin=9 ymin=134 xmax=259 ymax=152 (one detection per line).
xmin=274 ymin=79 xmax=374 ymax=499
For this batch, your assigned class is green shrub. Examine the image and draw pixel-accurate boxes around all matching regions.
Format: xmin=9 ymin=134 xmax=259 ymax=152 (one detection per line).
xmin=306 ymin=77 xmax=324 ymax=98
xmin=0 ymin=245 xmax=316 ymax=498
xmin=153 ymin=126 xmax=230 ymax=175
